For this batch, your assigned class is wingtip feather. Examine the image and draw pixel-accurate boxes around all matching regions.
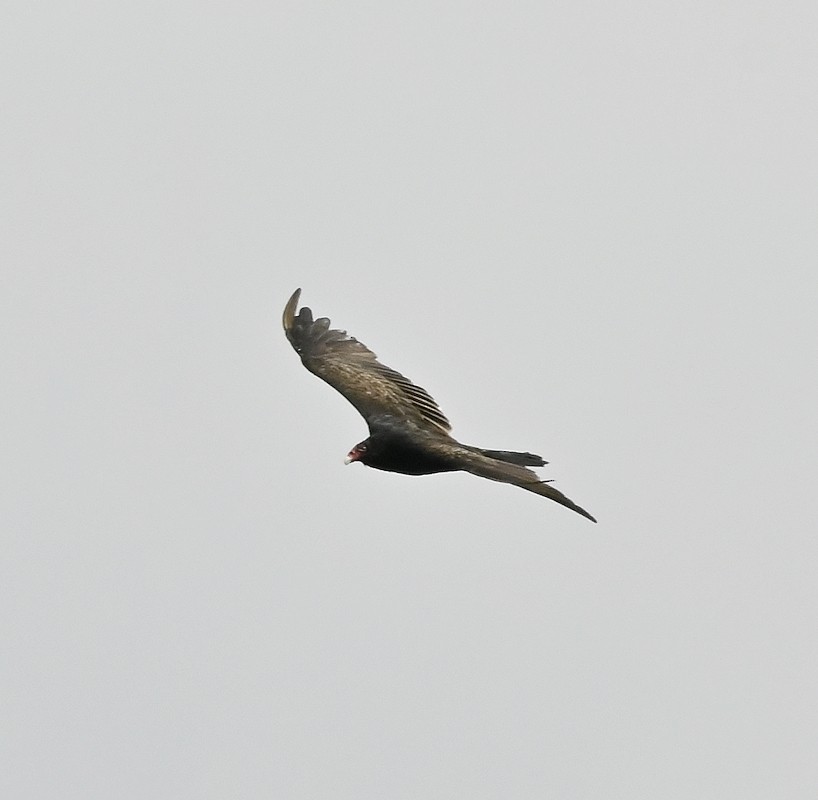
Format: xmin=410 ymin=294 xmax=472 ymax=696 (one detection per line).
xmin=282 ymin=288 xmax=302 ymax=333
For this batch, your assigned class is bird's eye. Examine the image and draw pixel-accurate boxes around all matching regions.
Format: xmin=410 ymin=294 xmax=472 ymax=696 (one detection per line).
xmin=358 ymin=444 xmax=367 ymax=452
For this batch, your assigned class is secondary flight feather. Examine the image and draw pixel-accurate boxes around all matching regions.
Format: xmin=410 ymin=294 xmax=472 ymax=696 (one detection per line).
xmin=282 ymin=288 xmax=596 ymax=522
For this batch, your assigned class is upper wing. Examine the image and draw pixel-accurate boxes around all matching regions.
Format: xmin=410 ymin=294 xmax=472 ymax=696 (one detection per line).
xmin=453 ymin=448 xmax=597 ymax=522
xmin=282 ymin=288 xmax=452 ymax=433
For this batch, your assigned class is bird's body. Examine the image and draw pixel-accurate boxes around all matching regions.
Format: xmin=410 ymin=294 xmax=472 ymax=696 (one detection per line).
xmin=347 ymin=416 xmax=460 ymax=475
xmin=282 ymin=288 xmax=596 ymax=522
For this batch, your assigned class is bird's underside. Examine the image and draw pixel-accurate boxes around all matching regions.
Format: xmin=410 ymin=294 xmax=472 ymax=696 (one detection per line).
xmin=282 ymin=288 xmax=596 ymax=523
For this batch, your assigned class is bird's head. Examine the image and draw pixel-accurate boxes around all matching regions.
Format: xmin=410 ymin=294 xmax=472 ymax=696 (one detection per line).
xmin=344 ymin=439 xmax=370 ymax=465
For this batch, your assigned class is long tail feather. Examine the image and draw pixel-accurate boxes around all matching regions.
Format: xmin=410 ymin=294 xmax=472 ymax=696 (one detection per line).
xmin=478 ymin=448 xmax=547 ymax=467
xmin=458 ymin=448 xmax=596 ymax=522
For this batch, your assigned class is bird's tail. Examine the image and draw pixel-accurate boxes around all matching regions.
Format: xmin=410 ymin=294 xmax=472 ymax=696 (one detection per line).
xmin=468 ymin=447 xmax=547 ymax=467
xmin=459 ymin=452 xmax=597 ymax=523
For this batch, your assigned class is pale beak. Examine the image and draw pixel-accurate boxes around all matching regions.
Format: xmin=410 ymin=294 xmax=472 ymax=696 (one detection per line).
xmin=344 ymin=455 xmax=354 ymax=465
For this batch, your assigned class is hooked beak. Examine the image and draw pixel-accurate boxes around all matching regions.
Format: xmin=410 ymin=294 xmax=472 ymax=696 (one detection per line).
xmin=345 ymin=445 xmax=363 ymax=465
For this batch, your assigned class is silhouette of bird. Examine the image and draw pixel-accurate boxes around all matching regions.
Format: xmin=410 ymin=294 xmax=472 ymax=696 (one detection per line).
xmin=283 ymin=288 xmax=596 ymax=522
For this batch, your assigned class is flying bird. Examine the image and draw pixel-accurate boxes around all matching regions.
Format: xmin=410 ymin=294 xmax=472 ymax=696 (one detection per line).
xmin=282 ymin=289 xmax=596 ymax=522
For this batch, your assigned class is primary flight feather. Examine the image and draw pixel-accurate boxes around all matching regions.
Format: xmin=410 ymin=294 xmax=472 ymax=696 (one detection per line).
xmin=282 ymin=288 xmax=596 ymax=522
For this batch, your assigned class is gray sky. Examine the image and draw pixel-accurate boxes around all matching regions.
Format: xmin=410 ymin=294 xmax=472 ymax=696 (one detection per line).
xmin=3 ymin=2 xmax=817 ymax=797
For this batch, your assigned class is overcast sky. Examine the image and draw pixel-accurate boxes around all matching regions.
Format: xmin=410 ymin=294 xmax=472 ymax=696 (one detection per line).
xmin=3 ymin=2 xmax=817 ymax=797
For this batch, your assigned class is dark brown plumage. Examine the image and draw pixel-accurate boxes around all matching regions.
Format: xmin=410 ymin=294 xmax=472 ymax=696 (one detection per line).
xmin=282 ymin=288 xmax=596 ymax=522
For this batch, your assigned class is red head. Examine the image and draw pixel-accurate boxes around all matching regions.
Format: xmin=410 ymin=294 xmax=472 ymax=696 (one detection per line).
xmin=344 ymin=440 xmax=369 ymax=465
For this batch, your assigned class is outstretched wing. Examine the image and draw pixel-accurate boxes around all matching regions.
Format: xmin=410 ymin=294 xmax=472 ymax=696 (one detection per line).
xmin=283 ymin=288 xmax=451 ymax=433
xmin=453 ymin=448 xmax=597 ymax=522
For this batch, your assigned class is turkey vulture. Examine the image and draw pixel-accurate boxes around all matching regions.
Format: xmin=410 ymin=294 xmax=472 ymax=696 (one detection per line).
xmin=282 ymin=288 xmax=596 ymax=522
